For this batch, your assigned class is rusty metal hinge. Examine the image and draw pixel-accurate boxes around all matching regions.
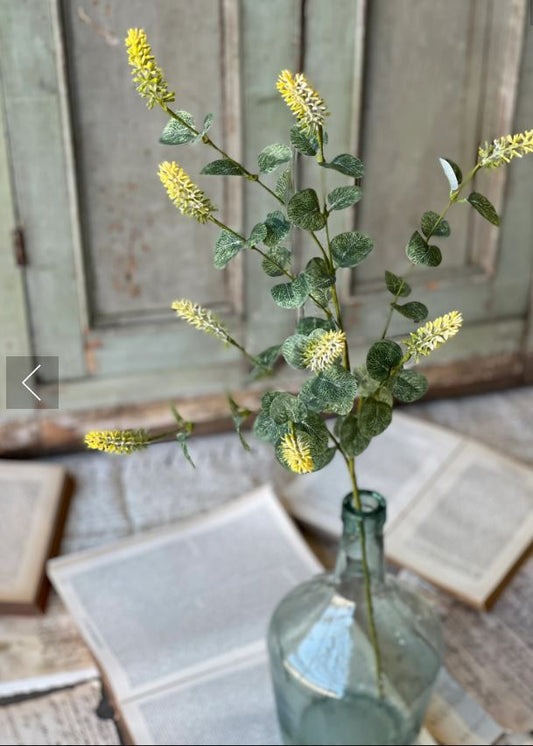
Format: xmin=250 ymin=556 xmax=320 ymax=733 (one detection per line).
xmin=13 ymin=226 xmax=27 ymax=266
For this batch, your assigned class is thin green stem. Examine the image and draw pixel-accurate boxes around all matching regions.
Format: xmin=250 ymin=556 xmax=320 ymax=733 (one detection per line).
xmin=209 ymin=217 xmax=334 ymax=321
xmin=347 ymin=456 xmax=384 ymax=699
xmin=380 ymin=163 xmax=481 ymax=340
xmin=162 ymin=105 xmax=284 ymax=205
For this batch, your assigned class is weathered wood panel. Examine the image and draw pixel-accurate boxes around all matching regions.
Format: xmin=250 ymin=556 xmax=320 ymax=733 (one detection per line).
xmin=62 ymin=0 xmax=229 ymax=322
xmin=0 ymin=0 xmax=85 ymax=379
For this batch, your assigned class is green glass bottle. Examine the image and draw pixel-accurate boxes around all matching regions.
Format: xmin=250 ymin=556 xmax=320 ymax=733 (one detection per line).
xmin=268 ymin=491 xmax=442 ymax=745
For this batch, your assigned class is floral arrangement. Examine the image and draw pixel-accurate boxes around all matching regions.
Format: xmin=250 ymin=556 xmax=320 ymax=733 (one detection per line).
xmin=85 ymin=28 xmax=532 ymax=690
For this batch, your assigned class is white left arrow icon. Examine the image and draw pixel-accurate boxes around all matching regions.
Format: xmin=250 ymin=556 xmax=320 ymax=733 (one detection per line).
xmin=22 ymin=364 xmax=42 ymax=402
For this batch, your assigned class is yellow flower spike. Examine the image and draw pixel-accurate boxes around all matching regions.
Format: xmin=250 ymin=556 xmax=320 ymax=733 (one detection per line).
xmin=478 ymin=130 xmax=533 ymax=169
xmin=158 ymin=161 xmax=216 ymax=223
xmin=280 ymin=431 xmax=314 ymax=474
xmin=276 ymin=70 xmax=329 ymax=135
xmin=85 ymin=429 xmax=150 ymax=454
xmin=125 ymin=28 xmax=175 ymax=110
xmin=302 ymin=330 xmax=346 ymax=373
xmin=403 ymin=311 xmax=463 ymax=362
xmin=172 ymin=299 xmax=229 ymax=342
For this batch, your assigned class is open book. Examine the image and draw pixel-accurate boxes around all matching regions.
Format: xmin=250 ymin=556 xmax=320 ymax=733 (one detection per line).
xmin=48 ymin=485 xmax=321 ymax=745
xmin=281 ymin=412 xmax=533 ymax=609
xmin=0 ymin=460 xmax=73 ymax=614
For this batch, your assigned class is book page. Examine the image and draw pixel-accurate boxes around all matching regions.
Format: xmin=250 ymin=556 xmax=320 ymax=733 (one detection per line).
xmin=281 ymin=412 xmax=462 ymax=537
xmin=49 ymin=485 xmax=321 ymax=703
xmin=122 ymin=654 xmax=280 ymax=745
xmin=0 ymin=680 xmax=119 ymax=745
xmin=387 ymin=442 xmax=533 ymax=607
xmin=0 ymin=594 xmax=97 ymax=698
xmin=0 ymin=461 xmax=65 ymax=603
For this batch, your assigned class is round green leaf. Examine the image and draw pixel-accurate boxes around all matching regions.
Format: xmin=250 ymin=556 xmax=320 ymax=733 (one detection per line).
xmin=359 ymin=398 xmax=393 ymax=437
xmin=304 ymin=257 xmax=335 ymax=291
xmin=296 ymin=317 xmax=336 ymax=335
xmin=271 ymin=274 xmax=309 ymax=309
xmin=320 ymin=154 xmax=364 ymax=178
xmin=247 ymin=222 xmax=268 ymax=247
xmin=258 ymin=143 xmax=292 ymax=174
xmin=420 ymin=211 xmax=450 ymax=238
xmin=269 ymin=392 xmax=308 ymax=424
xmin=406 ymin=231 xmax=442 ymax=267
xmin=467 ymin=192 xmax=500 ymax=226
xmin=304 ymin=366 xmax=358 ymax=415
xmin=287 ymin=189 xmax=326 ymax=231
xmin=366 ymin=340 xmax=403 ymax=382
xmin=390 ymin=369 xmax=429 ymax=403
xmin=159 ymin=112 xmax=197 ymax=145
xmin=214 ymin=230 xmax=245 ymax=269
xmin=331 ymin=231 xmax=373 ymax=268
xmin=275 ymin=168 xmax=293 ymax=203
xmin=327 ymin=186 xmax=362 ymax=211
xmin=249 ymin=345 xmax=282 ymax=380
xmin=290 ymin=125 xmax=318 ymax=156
xmin=253 ymin=412 xmax=286 ymax=444
xmin=281 ymin=334 xmax=309 ymax=369
xmin=391 ymin=301 xmax=429 ymax=322
xmin=384 ymin=271 xmax=411 ymax=297
xmin=339 ymin=414 xmax=371 ymax=457
xmin=261 ymin=246 xmax=292 ymax=276
xmin=201 ymin=159 xmax=244 ymax=176
xmin=264 ymin=211 xmax=291 ymax=248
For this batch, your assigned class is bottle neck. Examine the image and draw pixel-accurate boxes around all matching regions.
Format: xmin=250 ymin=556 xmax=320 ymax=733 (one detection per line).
xmin=334 ymin=491 xmax=386 ymax=584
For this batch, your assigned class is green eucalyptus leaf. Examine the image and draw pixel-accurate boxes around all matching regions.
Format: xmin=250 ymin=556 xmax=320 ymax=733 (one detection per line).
xmin=281 ymin=334 xmax=310 ymax=369
xmin=249 ymin=345 xmax=282 ymax=380
xmin=384 ymin=271 xmax=411 ymax=297
xmin=258 ymin=143 xmax=292 ymax=174
xmin=391 ymin=301 xmax=429 ymax=322
xmin=320 ymin=154 xmax=364 ymax=178
xmin=467 ymin=192 xmax=500 ymax=226
xmin=253 ymin=411 xmax=287 ymax=444
xmin=374 ymin=386 xmax=394 ymax=407
xmin=406 ymin=231 xmax=442 ymax=267
xmin=261 ymin=246 xmax=292 ymax=276
xmin=159 ymin=112 xmax=197 ymax=145
xmin=390 ymin=369 xmax=428 ymax=403
xmin=366 ymin=340 xmax=403 ymax=382
xmin=299 ymin=412 xmax=330 ymax=453
xmin=247 ymin=222 xmax=268 ymax=246
xmin=339 ymin=414 xmax=371 ymax=457
xmin=304 ymin=366 xmax=358 ymax=415
xmin=271 ymin=273 xmax=309 ymax=309
xmin=275 ymin=168 xmax=293 ymax=203
xmin=201 ymin=158 xmax=244 ymax=176
xmin=287 ymin=189 xmax=326 ymax=231
xmin=352 ymin=364 xmax=380 ymax=397
xmin=264 ymin=211 xmax=291 ymax=248
xmin=421 ymin=210 xmax=450 ymax=238
xmin=310 ymin=446 xmax=337 ymax=471
xmin=327 ymin=186 xmax=362 ymax=211
xmin=227 ymin=393 xmax=252 ymax=451
xmin=359 ymin=397 xmax=393 ymax=437
xmin=331 ymin=231 xmax=373 ymax=268
xmin=296 ymin=317 xmax=336 ymax=335
xmin=290 ymin=125 xmax=319 ymax=156
xmin=214 ymin=230 xmax=245 ymax=269
xmin=439 ymin=157 xmax=461 ymax=191
xmin=201 ymin=112 xmax=214 ymax=135
xmin=304 ymin=257 xmax=335 ymax=291
xmin=176 ymin=431 xmax=195 ymax=467
xmin=269 ymin=392 xmax=308 ymax=424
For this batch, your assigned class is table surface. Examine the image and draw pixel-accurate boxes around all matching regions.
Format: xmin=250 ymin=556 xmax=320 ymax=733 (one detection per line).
xmin=2 ymin=384 xmax=533 ymax=744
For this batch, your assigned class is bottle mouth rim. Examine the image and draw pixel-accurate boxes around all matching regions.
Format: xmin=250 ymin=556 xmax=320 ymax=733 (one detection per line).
xmin=342 ymin=490 xmax=386 ymax=519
